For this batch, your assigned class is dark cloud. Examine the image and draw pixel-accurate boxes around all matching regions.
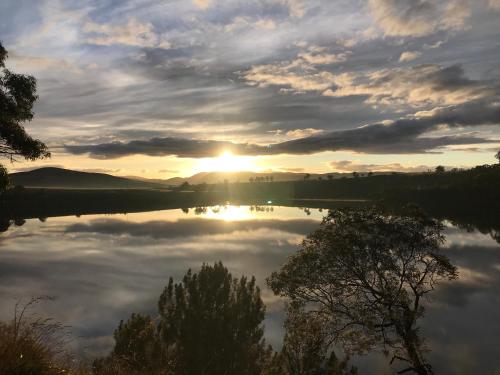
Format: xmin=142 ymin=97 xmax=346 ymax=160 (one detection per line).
xmin=65 ymin=98 xmax=500 ymax=158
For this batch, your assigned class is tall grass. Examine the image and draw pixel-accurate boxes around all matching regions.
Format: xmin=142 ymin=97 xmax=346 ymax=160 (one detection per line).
xmin=0 ymin=297 xmax=88 ymax=375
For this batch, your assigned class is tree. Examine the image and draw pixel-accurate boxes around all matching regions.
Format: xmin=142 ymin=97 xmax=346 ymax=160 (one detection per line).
xmin=0 ymin=42 xmax=50 ymax=191
xmin=304 ymin=173 xmax=310 ymax=181
xmin=158 ymin=262 xmax=269 ymax=375
xmin=435 ymin=166 xmax=445 ymax=173
xmin=177 ymin=181 xmax=190 ymax=191
xmin=94 ymin=314 xmax=163 ymax=375
xmin=0 ymin=164 xmax=7 ymax=194
xmin=268 ymin=208 xmax=457 ymax=375
xmin=495 ymin=151 xmax=500 ymax=164
xmin=96 ymin=263 xmax=272 ymax=374
xmin=271 ymin=303 xmax=357 ymax=375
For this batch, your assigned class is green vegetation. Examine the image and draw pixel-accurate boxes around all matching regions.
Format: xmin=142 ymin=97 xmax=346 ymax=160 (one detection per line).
xmin=0 ymin=42 xmax=50 ymax=192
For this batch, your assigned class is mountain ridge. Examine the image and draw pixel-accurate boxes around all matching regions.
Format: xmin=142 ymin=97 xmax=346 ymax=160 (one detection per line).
xmin=8 ymin=167 xmax=390 ymax=189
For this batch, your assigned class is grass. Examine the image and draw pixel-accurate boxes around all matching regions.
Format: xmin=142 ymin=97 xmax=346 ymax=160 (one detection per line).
xmin=0 ymin=297 xmax=89 ymax=375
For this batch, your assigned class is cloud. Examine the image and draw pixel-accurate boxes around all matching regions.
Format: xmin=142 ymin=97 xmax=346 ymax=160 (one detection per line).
xmin=83 ymin=18 xmax=171 ymax=48
xmin=330 ymin=160 xmax=437 ymax=173
xmin=79 ymin=168 xmax=123 ymax=174
xmin=297 ymin=46 xmax=350 ymax=65
xmin=279 ymin=167 xmax=305 ymax=172
xmin=278 ymin=0 xmax=306 ymax=18
xmin=65 ymin=137 xmax=269 ymax=159
xmin=224 ymin=16 xmax=277 ymax=32
xmin=285 ymin=128 xmax=324 ymax=139
xmin=65 ymin=97 xmax=500 ymax=158
xmin=245 ymin=61 xmax=494 ymax=110
xmin=488 ymin=0 xmax=500 ymax=9
xmin=368 ymin=0 xmax=470 ymax=37
xmin=399 ymin=51 xmax=422 ymax=62
xmin=194 ymin=0 xmax=213 ymax=10
xmin=242 ymin=47 xmax=353 ymax=94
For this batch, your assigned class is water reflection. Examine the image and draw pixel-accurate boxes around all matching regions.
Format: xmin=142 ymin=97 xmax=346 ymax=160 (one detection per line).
xmin=0 ymin=206 xmax=499 ymax=374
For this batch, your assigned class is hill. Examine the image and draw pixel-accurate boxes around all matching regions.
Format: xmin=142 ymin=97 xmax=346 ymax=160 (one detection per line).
xmin=9 ymin=167 xmax=166 ymax=189
xmin=7 ymin=168 xmax=404 ymax=189
xmin=160 ymin=171 xmax=368 ymax=185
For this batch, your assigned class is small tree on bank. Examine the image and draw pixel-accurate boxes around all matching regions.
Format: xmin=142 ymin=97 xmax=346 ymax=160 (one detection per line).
xmin=0 ymin=42 xmax=50 ymax=191
xmin=95 ymin=262 xmax=271 ymax=375
xmin=495 ymin=151 xmax=500 ymax=164
xmin=268 ymin=208 xmax=457 ymax=375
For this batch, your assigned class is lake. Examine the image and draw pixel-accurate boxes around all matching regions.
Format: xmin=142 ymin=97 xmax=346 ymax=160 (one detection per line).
xmin=0 ymin=204 xmax=499 ymax=374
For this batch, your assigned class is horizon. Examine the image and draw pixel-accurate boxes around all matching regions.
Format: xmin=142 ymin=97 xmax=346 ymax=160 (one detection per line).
xmin=1 ymin=0 xmax=499 ymax=178
xmin=9 ymin=163 xmax=455 ymax=181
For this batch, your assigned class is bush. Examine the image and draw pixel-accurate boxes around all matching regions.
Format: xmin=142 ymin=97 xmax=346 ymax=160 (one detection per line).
xmin=0 ymin=164 xmax=8 ymax=193
xmin=0 ymin=298 xmax=79 ymax=375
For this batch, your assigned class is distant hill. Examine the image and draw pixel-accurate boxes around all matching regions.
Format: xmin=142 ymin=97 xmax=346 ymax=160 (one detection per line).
xmin=9 ymin=168 xmax=166 ymax=189
xmin=8 ymin=168 xmax=390 ymax=189
xmin=161 ymin=171 xmax=355 ymax=185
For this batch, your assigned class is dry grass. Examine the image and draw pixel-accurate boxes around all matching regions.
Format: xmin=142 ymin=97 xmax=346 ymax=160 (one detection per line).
xmin=0 ymin=297 xmax=90 ymax=375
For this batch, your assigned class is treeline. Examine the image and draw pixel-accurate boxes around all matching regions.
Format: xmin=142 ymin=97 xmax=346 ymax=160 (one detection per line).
xmin=1 ymin=164 xmax=499 ymax=225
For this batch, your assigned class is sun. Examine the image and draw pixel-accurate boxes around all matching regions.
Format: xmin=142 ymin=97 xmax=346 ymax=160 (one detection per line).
xmin=196 ymin=150 xmax=257 ymax=173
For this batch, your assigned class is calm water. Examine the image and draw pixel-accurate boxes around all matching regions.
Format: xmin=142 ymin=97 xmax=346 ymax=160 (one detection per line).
xmin=0 ymin=205 xmax=499 ymax=374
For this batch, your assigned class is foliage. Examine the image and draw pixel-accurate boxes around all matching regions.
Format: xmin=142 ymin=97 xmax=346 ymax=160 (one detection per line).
xmin=157 ymin=261 xmax=269 ymax=374
xmin=267 ymin=303 xmax=357 ymax=375
xmin=0 ymin=41 xmax=50 ymax=192
xmin=0 ymin=163 xmax=8 ymax=192
xmin=268 ymin=208 xmax=457 ymax=375
xmin=0 ymin=297 xmax=75 ymax=375
xmin=495 ymin=151 xmax=500 ymax=163
xmin=0 ymin=41 xmax=50 ymax=161
xmin=95 ymin=262 xmax=270 ymax=375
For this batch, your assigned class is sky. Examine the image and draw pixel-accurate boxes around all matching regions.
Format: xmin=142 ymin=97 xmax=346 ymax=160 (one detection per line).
xmin=1 ymin=0 xmax=499 ymax=178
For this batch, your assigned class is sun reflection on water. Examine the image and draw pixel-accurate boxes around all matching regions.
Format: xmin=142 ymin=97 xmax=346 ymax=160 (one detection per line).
xmin=203 ymin=205 xmax=253 ymax=221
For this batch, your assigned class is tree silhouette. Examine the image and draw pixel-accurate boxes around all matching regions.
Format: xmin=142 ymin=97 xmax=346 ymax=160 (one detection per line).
xmin=96 ymin=262 xmax=271 ymax=375
xmin=268 ymin=303 xmax=357 ymax=375
xmin=93 ymin=314 xmax=162 ymax=374
xmin=0 ymin=42 xmax=50 ymax=191
xmin=268 ymin=208 xmax=457 ymax=375
xmin=158 ymin=262 xmax=269 ymax=374
xmin=434 ymin=166 xmax=445 ymax=173
xmin=0 ymin=164 xmax=7 ymax=193
xmin=495 ymin=151 xmax=500 ymax=164
xmin=303 ymin=173 xmax=310 ymax=181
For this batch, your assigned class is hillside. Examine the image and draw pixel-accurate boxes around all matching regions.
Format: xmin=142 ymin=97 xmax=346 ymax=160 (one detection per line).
xmin=9 ymin=168 xmax=166 ymax=189
xmin=162 ymin=171 xmax=362 ymax=185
